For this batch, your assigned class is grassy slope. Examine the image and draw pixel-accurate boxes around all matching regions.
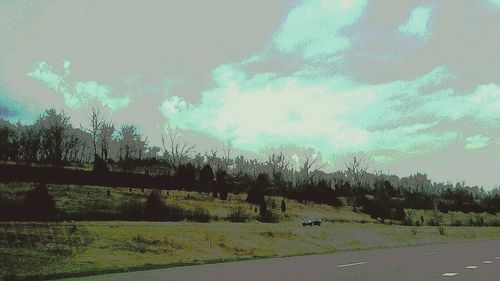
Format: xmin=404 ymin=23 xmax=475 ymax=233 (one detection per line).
xmin=0 ymin=183 xmax=499 ymax=280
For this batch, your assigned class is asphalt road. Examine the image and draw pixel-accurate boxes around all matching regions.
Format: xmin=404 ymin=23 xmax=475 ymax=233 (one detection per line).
xmin=60 ymin=240 xmax=499 ymax=281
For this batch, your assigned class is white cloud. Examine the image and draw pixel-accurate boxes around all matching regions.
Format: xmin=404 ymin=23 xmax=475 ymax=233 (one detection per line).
xmin=274 ymin=0 xmax=368 ymax=59
xmin=399 ymin=6 xmax=432 ymax=38
xmin=27 ymin=60 xmax=131 ymax=111
xmin=465 ymin=134 xmax=490 ymax=150
xmin=159 ymin=64 xmax=467 ymax=160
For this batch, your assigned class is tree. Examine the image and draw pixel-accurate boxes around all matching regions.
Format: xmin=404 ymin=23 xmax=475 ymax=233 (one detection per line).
xmin=175 ymin=163 xmax=196 ymax=190
xmin=99 ymin=121 xmax=115 ymax=163
xmin=0 ymin=125 xmax=18 ymax=161
xmin=246 ymin=173 xmax=268 ymax=205
xmin=297 ymin=152 xmax=324 ymax=184
xmin=266 ymin=152 xmax=290 ymax=187
xmin=161 ymin=125 xmax=195 ymax=169
xmin=116 ymin=124 xmax=149 ymax=171
xmin=199 ymin=164 xmax=215 ymax=194
xmin=18 ymin=126 xmax=41 ymax=162
xmin=37 ymin=109 xmax=78 ymax=165
xmin=216 ymin=169 xmax=229 ymax=200
xmin=82 ymin=107 xmax=104 ymax=162
xmin=345 ymin=156 xmax=368 ymax=189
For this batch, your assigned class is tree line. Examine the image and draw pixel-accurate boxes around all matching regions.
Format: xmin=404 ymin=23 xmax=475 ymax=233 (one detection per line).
xmin=0 ymin=108 xmax=499 ymax=223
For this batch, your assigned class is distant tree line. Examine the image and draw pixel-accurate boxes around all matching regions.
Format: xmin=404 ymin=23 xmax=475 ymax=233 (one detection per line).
xmin=1 ymin=108 xmax=499 ymax=223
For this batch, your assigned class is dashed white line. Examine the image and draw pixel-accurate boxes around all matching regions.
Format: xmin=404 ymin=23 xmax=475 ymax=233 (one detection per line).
xmin=482 ymin=260 xmax=492 ymax=264
xmin=425 ymin=251 xmax=438 ymax=255
xmin=465 ymin=265 xmax=477 ymax=269
xmin=495 ymin=257 xmax=500 ymax=260
xmin=442 ymin=272 xmax=459 ymax=277
xmin=337 ymin=261 xmax=367 ymax=268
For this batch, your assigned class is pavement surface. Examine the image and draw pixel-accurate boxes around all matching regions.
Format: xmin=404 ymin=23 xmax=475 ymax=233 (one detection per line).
xmin=59 ymin=240 xmax=500 ymax=281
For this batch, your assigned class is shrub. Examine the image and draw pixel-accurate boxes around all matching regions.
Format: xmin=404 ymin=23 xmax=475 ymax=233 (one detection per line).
xmin=438 ymin=225 xmax=445 ymax=235
xmin=120 ymin=197 xmax=144 ymax=220
xmin=451 ymin=219 xmax=463 ymax=226
xmin=144 ymin=189 xmax=164 ymax=220
xmin=188 ymin=206 xmax=211 ymax=222
xmin=227 ymin=206 xmax=251 ymax=222
xmin=163 ymin=204 xmax=188 ymax=221
xmin=0 ymin=195 xmax=22 ymax=221
xmin=280 ymin=199 xmax=286 ymax=213
xmin=259 ymin=210 xmax=281 ymax=223
xmin=428 ymin=219 xmax=438 ymax=226
xmin=22 ymin=183 xmax=55 ymax=220
xmin=92 ymin=154 xmax=108 ymax=174
xmin=486 ymin=218 xmax=500 ymax=227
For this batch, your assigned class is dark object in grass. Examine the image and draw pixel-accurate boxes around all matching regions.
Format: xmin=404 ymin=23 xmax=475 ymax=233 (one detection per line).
xmin=302 ymin=219 xmax=321 ymax=227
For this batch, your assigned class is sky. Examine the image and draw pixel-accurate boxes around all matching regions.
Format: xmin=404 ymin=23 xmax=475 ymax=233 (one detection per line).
xmin=0 ymin=0 xmax=499 ymax=188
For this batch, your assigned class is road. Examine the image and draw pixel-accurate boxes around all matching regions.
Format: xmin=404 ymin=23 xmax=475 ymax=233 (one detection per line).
xmin=60 ymin=240 xmax=499 ymax=281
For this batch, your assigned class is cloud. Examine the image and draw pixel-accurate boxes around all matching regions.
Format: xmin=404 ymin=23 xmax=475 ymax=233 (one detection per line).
xmin=2 ymin=0 xmax=500 ymax=187
xmin=417 ymin=83 xmax=500 ymax=123
xmin=274 ymin=0 xmax=368 ymax=59
xmin=160 ymin=63 xmax=469 ymax=161
xmin=399 ymin=6 xmax=432 ymax=38
xmin=465 ymin=134 xmax=490 ymax=150
xmin=27 ymin=61 xmax=131 ymax=111
xmin=488 ymin=0 xmax=500 ymax=7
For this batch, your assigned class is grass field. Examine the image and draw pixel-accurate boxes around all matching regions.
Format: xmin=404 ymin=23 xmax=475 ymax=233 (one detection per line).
xmin=1 ymin=183 xmax=499 ymax=280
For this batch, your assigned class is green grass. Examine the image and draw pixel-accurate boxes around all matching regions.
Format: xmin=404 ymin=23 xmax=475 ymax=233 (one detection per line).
xmin=405 ymin=208 xmax=499 ymax=226
xmin=1 ymin=221 xmax=499 ymax=280
xmin=0 ymin=182 xmax=499 ymax=280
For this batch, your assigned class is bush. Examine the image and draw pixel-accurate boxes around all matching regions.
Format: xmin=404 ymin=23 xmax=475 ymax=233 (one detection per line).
xmin=120 ymin=198 xmax=144 ymax=220
xmin=0 ymin=195 xmax=22 ymax=221
xmin=227 ymin=206 xmax=251 ymax=222
xmin=162 ymin=204 xmax=186 ymax=221
xmin=259 ymin=209 xmax=281 ymax=223
xmin=438 ymin=225 xmax=445 ymax=235
xmin=468 ymin=214 xmax=486 ymax=226
xmin=188 ymin=206 xmax=211 ymax=222
xmin=92 ymin=154 xmax=108 ymax=174
xmin=144 ymin=189 xmax=164 ymax=220
xmin=22 ymin=183 xmax=56 ymax=220
xmin=428 ymin=219 xmax=438 ymax=226
xmin=486 ymin=218 xmax=500 ymax=227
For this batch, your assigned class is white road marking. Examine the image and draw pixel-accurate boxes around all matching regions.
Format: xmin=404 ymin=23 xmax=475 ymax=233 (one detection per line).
xmin=482 ymin=260 xmax=492 ymax=264
xmin=495 ymin=257 xmax=500 ymax=260
xmin=465 ymin=265 xmax=477 ymax=269
xmin=425 ymin=251 xmax=438 ymax=255
xmin=442 ymin=273 xmax=459 ymax=277
xmin=337 ymin=261 xmax=367 ymax=268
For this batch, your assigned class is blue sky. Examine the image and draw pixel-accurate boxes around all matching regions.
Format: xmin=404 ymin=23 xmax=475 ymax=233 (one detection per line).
xmin=0 ymin=0 xmax=499 ymax=188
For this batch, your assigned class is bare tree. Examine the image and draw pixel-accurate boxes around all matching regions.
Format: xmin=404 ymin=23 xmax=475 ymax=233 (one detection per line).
xmin=404 ymin=208 xmax=416 ymax=226
xmin=220 ymin=140 xmax=233 ymax=172
xmin=266 ymin=152 xmax=290 ymax=185
xmin=345 ymin=156 xmax=368 ymax=188
xmin=82 ymin=107 xmax=104 ymax=161
xmin=431 ymin=195 xmax=442 ymax=226
xmin=205 ymin=149 xmax=221 ymax=171
xmin=161 ymin=125 xmax=195 ymax=168
xmin=118 ymin=125 xmax=138 ymax=160
xmin=99 ymin=121 xmax=114 ymax=162
xmin=298 ymin=153 xmax=324 ymax=183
